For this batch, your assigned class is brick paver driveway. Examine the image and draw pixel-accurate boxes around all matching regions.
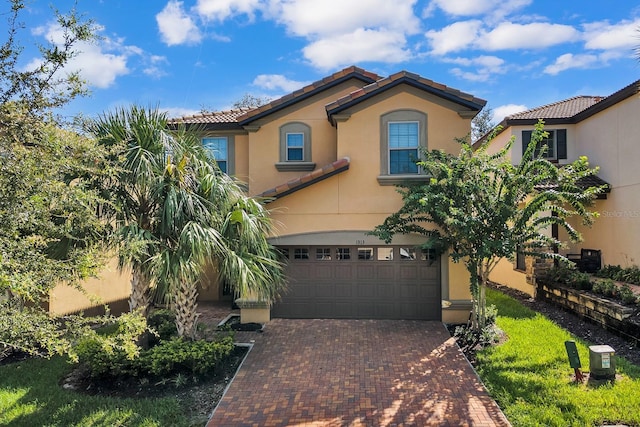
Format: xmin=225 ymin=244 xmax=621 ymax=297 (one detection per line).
xmin=208 ymin=319 xmax=510 ymax=426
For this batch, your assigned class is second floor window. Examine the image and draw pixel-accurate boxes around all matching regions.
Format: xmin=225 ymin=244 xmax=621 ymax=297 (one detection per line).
xmin=202 ymin=137 xmax=228 ymax=173
xmin=286 ymin=133 xmax=304 ymax=161
xmin=389 ymin=121 xmax=419 ymax=174
xmin=277 ymin=122 xmax=314 ymax=171
xmin=522 ymin=129 xmax=567 ymax=161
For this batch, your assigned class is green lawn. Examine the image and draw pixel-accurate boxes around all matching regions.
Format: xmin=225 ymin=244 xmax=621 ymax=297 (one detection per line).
xmin=0 ymin=356 xmax=188 ymax=427
xmin=478 ymin=288 xmax=640 ymax=427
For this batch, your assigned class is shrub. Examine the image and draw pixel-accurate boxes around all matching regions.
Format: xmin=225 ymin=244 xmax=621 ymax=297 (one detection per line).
xmin=453 ymin=304 xmax=500 ymax=355
xmin=595 ymin=264 xmax=640 ymax=285
xmin=540 ymin=265 xmax=592 ymax=290
xmin=75 ymin=312 xmax=147 ymax=378
xmin=147 ymin=309 xmax=177 ymax=345
xmin=617 ymin=284 xmax=638 ymax=305
xmin=141 ymin=334 xmax=235 ymax=377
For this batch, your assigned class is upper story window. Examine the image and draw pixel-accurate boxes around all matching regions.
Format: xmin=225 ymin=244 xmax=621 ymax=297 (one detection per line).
xmin=203 ymin=136 xmax=235 ymax=174
xmin=286 ymin=133 xmax=304 ymax=161
xmin=389 ymin=121 xmax=419 ymax=174
xmin=276 ymin=122 xmax=315 ymax=171
xmin=522 ymin=129 xmax=567 ymax=161
xmin=378 ymin=110 xmax=428 ymax=185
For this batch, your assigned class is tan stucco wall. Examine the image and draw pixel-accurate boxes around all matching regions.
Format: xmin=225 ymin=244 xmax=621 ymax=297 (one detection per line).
xmin=261 ymin=86 xmax=476 ymax=315
xmin=246 ymin=80 xmax=366 ymax=196
xmin=48 ymin=259 xmax=131 ymax=315
xmin=489 ymin=258 xmax=534 ymax=296
xmin=569 ymin=95 xmax=640 ymax=267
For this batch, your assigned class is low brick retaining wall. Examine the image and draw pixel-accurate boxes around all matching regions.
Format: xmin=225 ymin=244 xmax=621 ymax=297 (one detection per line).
xmin=538 ymin=283 xmax=640 ymax=346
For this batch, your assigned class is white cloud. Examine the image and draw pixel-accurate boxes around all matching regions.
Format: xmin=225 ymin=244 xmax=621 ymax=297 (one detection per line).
xmin=29 ymin=23 xmax=130 ymax=89
xmin=424 ymin=0 xmax=532 ymax=22
xmin=479 ymin=22 xmax=579 ymax=50
xmin=425 ymin=20 xmax=482 ymax=55
xmin=162 ymin=106 xmax=201 ymax=118
xmin=272 ymin=0 xmax=420 ymax=37
xmin=543 ymin=53 xmax=599 ymax=75
xmin=195 ymin=0 xmax=261 ymax=21
xmin=583 ymin=19 xmax=640 ymax=50
xmin=302 ymin=28 xmax=411 ymax=70
xmin=156 ymin=0 xmax=202 ymax=46
xmin=253 ymin=74 xmax=310 ymax=92
xmin=143 ymin=55 xmax=170 ymax=78
xmin=493 ymin=104 xmax=528 ymax=122
xmin=446 ymin=55 xmax=506 ymax=82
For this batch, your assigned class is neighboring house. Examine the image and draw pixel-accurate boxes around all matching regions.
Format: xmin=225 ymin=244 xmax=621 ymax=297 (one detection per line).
xmin=483 ymin=80 xmax=640 ymax=297
xmin=172 ymin=66 xmax=487 ymax=323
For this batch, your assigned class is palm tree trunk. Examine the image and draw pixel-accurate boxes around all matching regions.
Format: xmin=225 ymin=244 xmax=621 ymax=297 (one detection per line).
xmin=129 ymin=268 xmax=151 ymax=318
xmin=173 ymin=281 xmax=199 ymax=340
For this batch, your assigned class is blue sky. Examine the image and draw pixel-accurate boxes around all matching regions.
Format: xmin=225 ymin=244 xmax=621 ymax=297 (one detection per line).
xmin=13 ymin=0 xmax=640 ymax=122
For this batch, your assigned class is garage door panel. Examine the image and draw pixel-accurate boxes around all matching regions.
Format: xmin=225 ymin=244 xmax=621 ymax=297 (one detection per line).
xmin=273 ymin=245 xmax=441 ymax=320
xmin=356 ymin=265 xmax=376 ymax=279
xmin=312 ymin=264 xmax=334 ymax=279
xmin=399 ymin=265 xmax=419 ymax=280
xmin=334 ymin=265 xmax=354 ymax=280
xmin=420 ymin=266 xmax=439 ymax=280
xmin=375 ymin=283 xmax=395 ymax=299
xmin=335 ymin=283 xmax=354 ymax=297
xmin=356 ymin=283 xmax=376 ymax=298
xmin=377 ymin=265 xmax=395 ymax=280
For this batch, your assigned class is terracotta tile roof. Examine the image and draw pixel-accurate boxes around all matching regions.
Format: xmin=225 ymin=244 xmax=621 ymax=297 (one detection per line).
xmin=475 ymin=80 xmax=640 ymax=147
xmin=258 ymin=158 xmax=350 ymax=201
xmin=506 ymin=96 xmax=605 ymax=120
xmin=237 ymin=66 xmax=381 ymax=125
xmin=326 ymin=70 xmax=487 ymax=119
xmin=168 ymin=108 xmax=253 ymax=128
xmin=535 ymin=171 xmax=611 ymax=199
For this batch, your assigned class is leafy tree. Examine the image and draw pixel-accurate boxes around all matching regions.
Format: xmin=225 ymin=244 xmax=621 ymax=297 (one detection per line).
xmin=471 ymin=104 xmax=495 ymax=143
xmin=372 ymin=121 xmax=605 ymax=331
xmin=0 ymin=1 xmax=111 ymax=358
xmin=90 ymin=106 xmax=286 ymax=339
xmin=232 ymin=93 xmax=272 ymax=109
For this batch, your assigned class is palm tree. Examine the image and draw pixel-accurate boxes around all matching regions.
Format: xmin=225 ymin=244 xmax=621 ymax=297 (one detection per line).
xmin=88 ymin=106 xmax=168 ymax=317
xmin=150 ymin=128 xmax=286 ymax=338
xmin=90 ymin=106 xmax=286 ymax=338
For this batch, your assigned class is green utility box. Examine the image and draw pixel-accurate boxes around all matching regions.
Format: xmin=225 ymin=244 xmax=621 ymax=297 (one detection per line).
xmin=589 ymin=345 xmax=616 ymax=380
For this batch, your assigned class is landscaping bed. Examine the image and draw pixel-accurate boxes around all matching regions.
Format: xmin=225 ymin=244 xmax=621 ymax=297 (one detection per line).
xmin=538 ymin=282 xmax=640 ymax=346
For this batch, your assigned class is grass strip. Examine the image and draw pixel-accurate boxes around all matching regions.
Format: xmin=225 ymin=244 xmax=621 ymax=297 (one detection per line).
xmin=478 ymin=288 xmax=640 ymax=427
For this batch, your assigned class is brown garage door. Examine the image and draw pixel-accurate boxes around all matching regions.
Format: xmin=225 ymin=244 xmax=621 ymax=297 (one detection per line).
xmin=272 ymin=245 xmax=441 ymax=320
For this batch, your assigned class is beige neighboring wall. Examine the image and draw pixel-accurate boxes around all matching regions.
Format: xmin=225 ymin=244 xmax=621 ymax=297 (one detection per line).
xmin=569 ymin=94 xmax=640 ymax=267
xmin=489 ymin=258 xmax=534 ymax=296
xmin=49 ymin=258 xmax=131 ymax=315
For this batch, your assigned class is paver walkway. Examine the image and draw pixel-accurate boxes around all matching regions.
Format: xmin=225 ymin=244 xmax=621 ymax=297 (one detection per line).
xmin=207 ymin=318 xmax=510 ymax=427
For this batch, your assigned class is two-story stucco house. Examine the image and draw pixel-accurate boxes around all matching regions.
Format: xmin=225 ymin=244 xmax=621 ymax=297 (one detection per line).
xmin=171 ymin=66 xmax=487 ymax=323
xmin=484 ymin=79 xmax=640 ymax=297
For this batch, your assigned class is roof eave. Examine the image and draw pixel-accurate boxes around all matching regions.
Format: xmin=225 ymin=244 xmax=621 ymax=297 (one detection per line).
xmin=327 ymin=76 xmax=486 ymax=124
xmin=238 ymin=73 xmax=378 ymax=126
